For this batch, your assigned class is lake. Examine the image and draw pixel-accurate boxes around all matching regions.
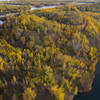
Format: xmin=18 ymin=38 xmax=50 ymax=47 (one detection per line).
xmin=74 ymin=57 xmax=100 ymax=100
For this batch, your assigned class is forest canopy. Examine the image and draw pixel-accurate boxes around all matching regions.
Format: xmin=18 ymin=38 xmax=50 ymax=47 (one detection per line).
xmin=0 ymin=2 xmax=100 ymax=100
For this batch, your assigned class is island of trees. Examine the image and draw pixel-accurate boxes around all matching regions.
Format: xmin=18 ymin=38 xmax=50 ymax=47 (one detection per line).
xmin=0 ymin=1 xmax=100 ymax=100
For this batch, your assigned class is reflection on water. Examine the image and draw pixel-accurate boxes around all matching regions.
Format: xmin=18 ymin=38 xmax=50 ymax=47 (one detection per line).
xmin=31 ymin=5 xmax=57 ymax=10
xmin=0 ymin=20 xmax=3 ymax=24
xmin=0 ymin=13 xmax=16 ymax=18
xmin=0 ymin=13 xmax=17 ymax=25
xmin=74 ymin=57 xmax=100 ymax=100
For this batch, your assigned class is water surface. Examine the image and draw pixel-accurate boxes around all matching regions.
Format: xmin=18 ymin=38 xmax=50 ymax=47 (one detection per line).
xmin=74 ymin=57 xmax=100 ymax=100
xmin=31 ymin=5 xmax=57 ymax=10
xmin=0 ymin=20 xmax=3 ymax=24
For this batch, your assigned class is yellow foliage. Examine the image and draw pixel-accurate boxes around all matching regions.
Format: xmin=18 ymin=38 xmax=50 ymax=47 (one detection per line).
xmin=0 ymin=57 xmax=6 ymax=72
xmin=0 ymin=95 xmax=3 ymax=100
xmin=29 ymin=52 xmax=34 ymax=58
xmin=89 ymin=47 xmax=97 ymax=61
xmin=50 ymin=85 xmax=64 ymax=100
xmin=23 ymin=88 xmax=36 ymax=100
xmin=74 ymin=87 xmax=78 ymax=95
xmin=13 ymin=76 xmax=17 ymax=83
xmin=17 ymin=54 xmax=22 ymax=63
